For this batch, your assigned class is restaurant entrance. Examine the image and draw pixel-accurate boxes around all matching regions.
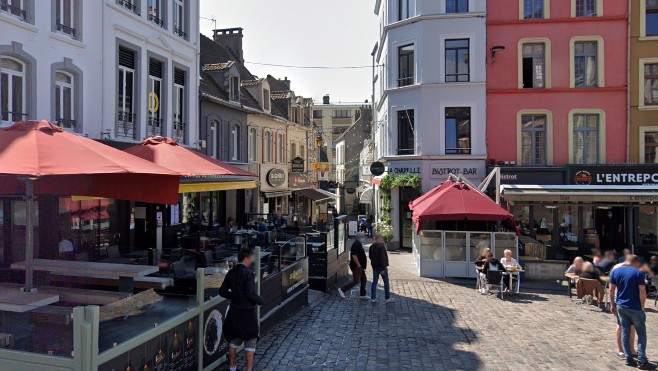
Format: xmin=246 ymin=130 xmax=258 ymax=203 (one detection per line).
xmin=595 ymin=207 xmax=625 ymax=252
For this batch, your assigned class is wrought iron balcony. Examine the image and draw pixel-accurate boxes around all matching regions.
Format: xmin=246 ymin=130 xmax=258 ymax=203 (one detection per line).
xmin=116 ymin=111 xmax=136 ymax=139
xmin=116 ymin=0 xmax=137 ymax=14
xmin=56 ymin=22 xmax=77 ymax=38
xmin=55 ymin=118 xmax=77 ymax=130
xmin=173 ymin=121 xmax=186 ymax=143
xmin=147 ymin=13 xmax=164 ymax=27
xmin=1 ymin=111 xmax=27 ymax=124
xmin=173 ymin=27 xmax=186 ymax=39
xmin=0 ymin=0 xmax=26 ymax=21
xmin=147 ymin=117 xmax=162 ymax=137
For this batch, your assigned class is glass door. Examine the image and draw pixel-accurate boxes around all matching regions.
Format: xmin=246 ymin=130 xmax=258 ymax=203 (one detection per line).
xmin=444 ymin=231 xmax=467 ymax=277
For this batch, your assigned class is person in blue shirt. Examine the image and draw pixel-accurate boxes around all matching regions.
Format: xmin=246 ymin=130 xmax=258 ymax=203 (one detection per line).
xmin=609 ymin=255 xmax=651 ymax=369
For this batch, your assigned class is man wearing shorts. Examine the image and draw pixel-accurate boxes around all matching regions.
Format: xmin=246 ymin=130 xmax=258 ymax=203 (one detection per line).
xmin=219 ymin=248 xmax=264 ymax=371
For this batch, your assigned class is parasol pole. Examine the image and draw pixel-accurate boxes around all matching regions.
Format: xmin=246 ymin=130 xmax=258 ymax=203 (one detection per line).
xmin=23 ymin=177 xmax=35 ymax=292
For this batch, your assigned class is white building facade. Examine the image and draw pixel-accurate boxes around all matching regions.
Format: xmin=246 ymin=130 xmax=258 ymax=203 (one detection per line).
xmin=0 ymin=0 xmax=199 ymax=145
xmin=373 ymin=0 xmax=487 ymax=248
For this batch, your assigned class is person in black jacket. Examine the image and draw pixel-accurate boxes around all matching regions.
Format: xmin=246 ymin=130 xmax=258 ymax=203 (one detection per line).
xmin=219 ymin=248 xmax=264 ymax=371
xmin=369 ymin=234 xmax=394 ymax=303
xmin=338 ymin=232 xmax=369 ymax=300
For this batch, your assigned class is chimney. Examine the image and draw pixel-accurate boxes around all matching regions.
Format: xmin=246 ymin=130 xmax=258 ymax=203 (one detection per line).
xmin=322 ymin=94 xmax=330 ymax=105
xmin=212 ymin=27 xmax=244 ymax=63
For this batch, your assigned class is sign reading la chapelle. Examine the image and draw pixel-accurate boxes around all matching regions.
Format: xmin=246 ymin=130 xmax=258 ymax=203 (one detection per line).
xmin=568 ymin=165 xmax=658 ymax=186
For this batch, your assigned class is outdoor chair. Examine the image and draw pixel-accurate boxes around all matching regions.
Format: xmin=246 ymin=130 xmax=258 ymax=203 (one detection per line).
xmin=485 ymin=269 xmax=505 ymax=299
xmin=576 ymin=278 xmax=604 ymax=305
xmin=650 ymin=275 xmax=658 ymax=306
xmin=107 ymin=245 xmax=120 ymax=258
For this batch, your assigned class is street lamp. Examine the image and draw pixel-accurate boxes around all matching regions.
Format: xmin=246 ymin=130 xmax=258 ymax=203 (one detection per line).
xmin=316 ymin=133 xmax=323 ymax=148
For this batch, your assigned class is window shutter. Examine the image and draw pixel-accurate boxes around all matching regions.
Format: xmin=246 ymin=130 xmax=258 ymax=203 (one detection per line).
xmin=119 ymin=47 xmax=135 ymax=69
xmin=149 ymin=59 xmax=163 ymax=78
xmin=174 ymin=68 xmax=185 ymax=85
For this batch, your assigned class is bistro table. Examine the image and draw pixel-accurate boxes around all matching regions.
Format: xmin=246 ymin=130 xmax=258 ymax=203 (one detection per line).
xmin=502 ymin=268 xmax=524 ymax=294
xmin=11 ymin=259 xmax=159 ymax=293
xmin=565 ymin=273 xmax=579 ymax=298
xmin=0 ymin=291 xmax=59 ymax=313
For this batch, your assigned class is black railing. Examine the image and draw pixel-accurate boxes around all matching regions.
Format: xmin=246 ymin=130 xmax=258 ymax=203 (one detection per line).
xmin=56 ymin=22 xmax=77 ymax=38
xmin=147 ymin=117 xmax=162 ymax=137
xmin=1 ymin=111 xmax=27 ymax=123
xmin=116 ymin=0 xmax=137 ymax=13
xmin=117 ymin=111 xmax=136 ymax=139
xmin=0 ymin=0 xmax=26 ymax=20
xmin=173 ymin=121 xmax=186 ymax=143
xmin=147 ymin=13 xmax=164 ymax=27
xmin=173 ymin=27 xmax=186 ymax=38
xmin=55 ymin=118 xmax=77 ymax=130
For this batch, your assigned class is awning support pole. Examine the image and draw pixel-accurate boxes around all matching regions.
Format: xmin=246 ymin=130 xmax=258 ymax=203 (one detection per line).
xmin=24 ymin=178 xmax=34 ymax=292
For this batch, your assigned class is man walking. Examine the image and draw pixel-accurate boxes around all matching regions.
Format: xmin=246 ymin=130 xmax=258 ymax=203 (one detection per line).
xmin=369 ymin=234 xmax=394 ymax=303
xmin=219 ymin=248 xmax=264 ymax=371
xmin=338 ymin=232 xmax=369 ymax=300
xmin=609 ymin=255 xmax=651 ymax=369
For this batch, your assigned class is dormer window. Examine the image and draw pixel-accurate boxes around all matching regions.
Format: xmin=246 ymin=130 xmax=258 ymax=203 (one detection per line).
xmin=263 ymin=89 xmax=270 ymax=111
xmin=230 ymin=75 xmax=239 ymax=101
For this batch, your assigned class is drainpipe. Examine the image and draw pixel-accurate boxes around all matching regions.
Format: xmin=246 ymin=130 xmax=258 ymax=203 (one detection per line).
xmin=626 ymin=0 xmax=631 ymax=163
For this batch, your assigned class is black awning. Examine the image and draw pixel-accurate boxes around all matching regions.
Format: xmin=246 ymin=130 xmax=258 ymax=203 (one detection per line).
xmin=294 ymin=188 xmax=337 ymax=202
xmin=262 ymin=190 xmax=292 ymax=198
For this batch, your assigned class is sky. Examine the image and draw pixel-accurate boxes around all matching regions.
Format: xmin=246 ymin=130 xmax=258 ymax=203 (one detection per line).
xmin=200 ymin=0 xmax=379 ymax=104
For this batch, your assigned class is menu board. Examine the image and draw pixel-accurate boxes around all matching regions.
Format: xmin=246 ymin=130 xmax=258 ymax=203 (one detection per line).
xmin=99 ymin=317 xmax=198 ymax=371
xmin=202 ymin=300 xmax=230 ymax=369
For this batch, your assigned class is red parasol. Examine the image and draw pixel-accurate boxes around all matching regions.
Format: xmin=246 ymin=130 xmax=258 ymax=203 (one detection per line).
xmin=411 ymin=180 xmax=518 ymax=233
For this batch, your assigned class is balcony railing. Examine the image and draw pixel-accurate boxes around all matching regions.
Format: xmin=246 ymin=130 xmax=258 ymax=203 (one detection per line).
xmin=1 ymin=110 xmax=27 ymax=124
xmin=56 ymin=22 xmax=77 ymax=38
xmin=55 ymin=118 xmax=77 ymax=130
xmin=116 ymin=0 xmax=137 ymax=14
xmin=173 ymin=27 xmax=186 ymax=38
xmin=173 ymin=121 xmax=186 ymax=143
xmin=147 ymin=13 xmax=164 ymax=27
xmin=147 ymin=117 xmax=162 ymax=137
xmin=117 ymin=111 xmax=136 ymax=139
xmin=0 ymin=0 xmax=26 ymax=21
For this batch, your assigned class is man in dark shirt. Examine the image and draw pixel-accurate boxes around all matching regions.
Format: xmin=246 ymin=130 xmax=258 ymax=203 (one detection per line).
xmin=219 ymin=248 xmax=264 ymax=371
xmin=369 ymin=234 xmax=393 ymax=303
xmin=338 ymin=232 xmax=369 ymax=300
xmin=609 ymin=255 xmax=651 ymax=369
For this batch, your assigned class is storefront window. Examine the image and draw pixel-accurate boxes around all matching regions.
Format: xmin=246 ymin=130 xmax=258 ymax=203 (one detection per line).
xmin=639 ymin=206 xmax=658 ymax=246
xmin=57 ymin=197 xmax=119 ymax=259
xmin=511 ymin=205 xmax=531 ymax=236
xmin=534 ymin=206 xmax=554 ymax=237
xmin=182 ymin=193 xmax=198 ymax=225
xmin=559 ymin=206 xmax=579 ymax=244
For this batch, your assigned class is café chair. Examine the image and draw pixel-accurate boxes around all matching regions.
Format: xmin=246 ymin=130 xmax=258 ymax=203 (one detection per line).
xmin=485 ymin=269 xmax=505 ymax=300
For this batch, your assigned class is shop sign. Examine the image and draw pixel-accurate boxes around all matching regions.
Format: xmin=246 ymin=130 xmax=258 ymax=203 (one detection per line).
xmin=202 ymin=300 xmax=230 ymax=369
xmin=312 ymin=162 xmax=330 ymax=170
xmin=369 ymin=161 xmax=385 ymax=176
xmin=429 ymin=161 xmax=485 ymax=180
xmin=281 ymin=259 xmax=308 ymax=300
xmin=568 ymin=165 xmax=658 ymax=185
xmin=289 ymin=173 xmax=310 ymax=188
xmin=498 ymin=167 xmax=565 ymax=185
xmin=388 ymin=166 xmax=421 ymax=175
xmin=362 ymin=165 xmax=372 ymax=176
xmin=266 ymin=168 xmax=286 ymax=187
xmin=346 ymin=187 xmax=356 ymax=194
xmin=291 ymin=157 xmax=305 ymax=173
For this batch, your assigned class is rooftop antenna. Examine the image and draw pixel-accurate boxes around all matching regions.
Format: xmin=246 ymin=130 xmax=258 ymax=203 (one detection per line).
xmin=200 ymin=15 xmax=217 ymax=32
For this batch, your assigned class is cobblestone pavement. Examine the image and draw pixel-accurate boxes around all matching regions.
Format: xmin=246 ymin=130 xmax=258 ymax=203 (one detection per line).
xmin=225 ymin=247 xmax=658 ymax=371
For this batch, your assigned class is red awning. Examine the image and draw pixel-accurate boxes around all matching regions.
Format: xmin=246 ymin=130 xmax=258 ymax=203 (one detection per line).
xmin=411 ymin=180 xmax=518 ymax=233
xmin=0 ymin=121 xmax=180 ymax=204
xmin=124 ymin=137 xmax=256 ymax=178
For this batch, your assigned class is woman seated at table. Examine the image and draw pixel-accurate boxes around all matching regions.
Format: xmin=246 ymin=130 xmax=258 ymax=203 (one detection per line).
xmin=226 ymin=217 xmax=238 ymax=233
xmin=474 ymin=247 xmax=492 ymax=267
xmin=565 ymin=256 xmax=584 ymax=275
xmin=578 ymin=261 xmax=605 ymax=305
xmin=500 ymin=249 xmax=522 ymax=269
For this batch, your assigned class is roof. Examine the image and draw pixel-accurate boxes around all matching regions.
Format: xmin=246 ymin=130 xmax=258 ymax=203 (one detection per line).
xmin=241 ymin=79 xmax=263 ymax=87
xmin=202 ymin=61 xmax=235 ymax=71
xmin=200 ymin=34 xmax=254 ymax=81
xmin=271 ymin=91 xmax=294 ymax=100
xmin=199 ymin=71 xmax=229 ymax=100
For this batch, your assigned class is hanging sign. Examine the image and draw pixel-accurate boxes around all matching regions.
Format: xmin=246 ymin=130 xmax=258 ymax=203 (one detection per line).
xmin=369 ymin=161 xmax=385 ymax=176
xmin=291 ymin=157 xmax=305 ymax=173
xmin=148 ymin=92 xmax=160 ymax=113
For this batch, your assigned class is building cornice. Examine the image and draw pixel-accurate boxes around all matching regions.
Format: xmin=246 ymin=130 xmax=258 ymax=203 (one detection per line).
xmin=486 ymin=14 xmax=627 ymax=26
xmin=487 ymin=87 xmax=626 ymax=94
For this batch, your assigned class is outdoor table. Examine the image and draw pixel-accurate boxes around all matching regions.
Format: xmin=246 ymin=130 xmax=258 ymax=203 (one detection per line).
xmin=565 ymin=273 xmax=579 ymax=298
xmin=0 ymin=291 xmax=59 ymax=313
xmin=97 ymin=257 xmax=137 ymax=265
xmin=123 ymin=250 xmax=149 ymax=258
xmin=502 ymin=269 xmax=525 ymax=294
xmin=648 ymin=250 xmax=658 ymax=256
xmin=11 ymin=259 xmax=159 ymax=293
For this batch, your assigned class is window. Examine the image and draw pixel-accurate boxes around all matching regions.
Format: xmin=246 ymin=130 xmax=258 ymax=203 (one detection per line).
xmin=397 ymin=109 xmax=415 ymax=155
xmin=173 ymin=68 xmax=185 ymax=143
xmin=231 ymin=124 xmax=240 ymax=161
xmin=173 ymin=0 xmax=185 ymax=38
xmin=291 ymin=143 xmax=297 ymax=158
xmin=147 ymin=0 xmax=164 ymax=27
xmin=575 ymin=0 xmax=597 ymax=16
xmin=117 ymin=47 xmax=135 ymax=139
xmin=445 ymin=39 xmax=469 ymax=82
xmin=521 ymin=114 xmax=546 ymax=165
xmin=445 ymin=107 xmax=471 ymax=154
xmin=56 ymin=0 xmax=76 ymax=38
xmin=522 ymin=43 xmax=545 ymax=88
xmin=249 ymin=128 xmax=257 ymax=161
xmin=1 ymin=57 xmax=26 ymax=124
xmin=647 ymin=0 xmax=658 ymax=36
xmin=55 ymin=71 xmax=74 ymax=130
xmin=398 ymin=0 xmax=409 ymax=20
xmin=264 ymin=131 xmax=272 ymax=162
xmin=230 ymin=75 xmax=239 ymax=101
xmin=210 ymin=120 xmax=218 ymax=158
xmin=277 ymin=133 xmax=284 ymax=163
xmin=313 ymin=110 xmax=322 ymax=119
xmin=263 ymin=89 xmax=270 ymax=111
xmin=332 ymin=126 xmax=348 ymax=135
xmin=1 ymin=0 xmax=27 ymax=21
xmin=574 ymin=41 xmax=598 ymax=87
xmin=572 ymin=114 xmax=600 ymax=164
xmin=524 ymin=0 xmax=544 ymax=19
xmin=333 ymin=109 xmax=351 ymax=118
xmin=644 ymin=131 xmax=658 ymax=163
xmin=147 ymin=58 xmax=163 ymax=137
xmin=644 ymin=63 xmax=658 ymax=106
xmin=446 ymin=0 xmax=468 ymax=13
xmin=300 ymin=145 xmax=305 ymax=159
xmin=398 ymin=44 xmax=414 ymax=87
